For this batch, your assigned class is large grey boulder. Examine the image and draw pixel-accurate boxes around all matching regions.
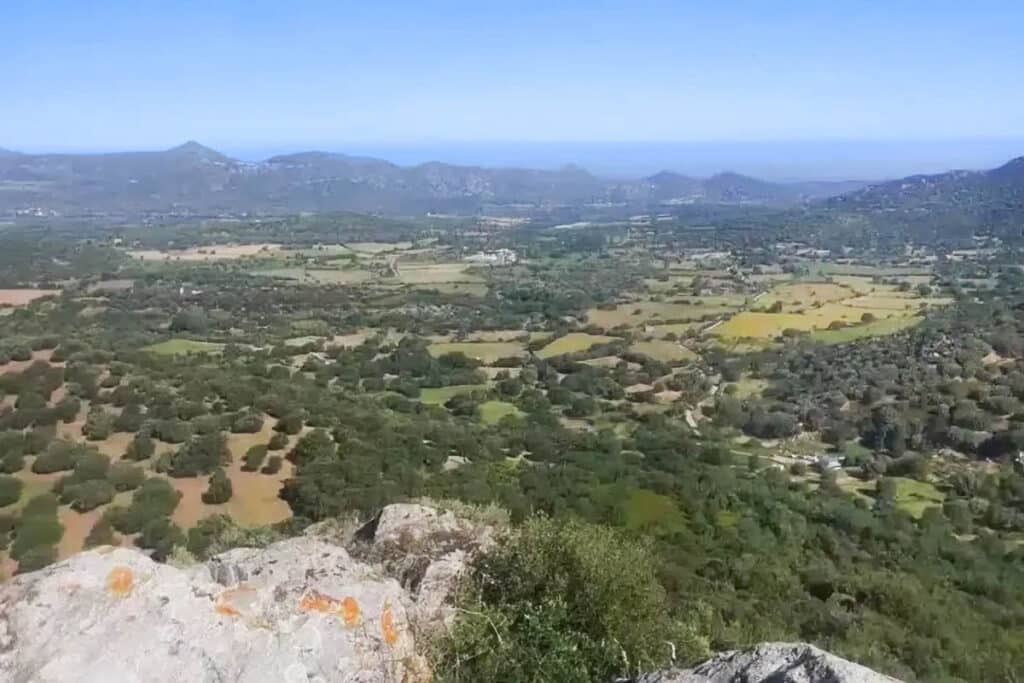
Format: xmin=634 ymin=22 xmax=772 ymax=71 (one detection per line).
xmin=635 ymin=642 xmax=902 ymax=683
xmin=350 ymin=502 xmax=497 ymax=630
xmin=0 ymin=537 xmax=431 ymax=683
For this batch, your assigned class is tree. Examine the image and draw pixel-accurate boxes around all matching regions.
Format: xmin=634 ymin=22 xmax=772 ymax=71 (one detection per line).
xmin=0 ymin=475 xmax=23 ymax=507
xmin=31 ymin=440 xmax=79 ymax=474
xmin=267 ymin=432 xmax=289 ymax=450
xmin=201 ymin=468 xmax=233 ymax=504
xmin=124 ymin=433 xmax=156 ymax=461
xmin=876 ymin=477 xmax=898 ymax=503
xmin=261 ymin=456 xmax=283 ymax=475
xmin=289 ymin=429 xmax=335 ymax=465
xmin=84 ymin=517 xmax=117 ymax=548
xmin=169 ymin=433 xmax=229 ymax=477
xmin=136 ymin=517 xmax=185 ymax=561
xmin=242 ymin=445 xmax=267 ymax=472
xmin=108 ymin=462 xmax=145 ymax=491
xmin=231 ymin=411 xmax=264 ymax=434
xmin=274 ymin=414 xmax=303 ymax=435
xmin=14 ymin=545 xmax=57 ymax=574
xmin=82 ymin=407 xmax=114 ymax=440
xmin=63 ymin=479 xmax=116 ymax=512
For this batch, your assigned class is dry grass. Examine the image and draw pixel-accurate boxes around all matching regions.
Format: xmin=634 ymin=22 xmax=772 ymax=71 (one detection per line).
xmin=585 ymin=297 xmax=742 ymax=328
xmin=397 ymin=263 xmax=482 ymax=284
xmin=0 ymin=289 xmax=60 ymax=306
xmin=428 ymin=341 xmax=525 ymax=363
xmin=629 ymin=340 xmax=696 ymax=362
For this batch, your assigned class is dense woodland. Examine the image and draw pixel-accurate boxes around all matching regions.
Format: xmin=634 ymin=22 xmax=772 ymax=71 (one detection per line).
xmin=0 ymin=211 xmax=1022 ymax=682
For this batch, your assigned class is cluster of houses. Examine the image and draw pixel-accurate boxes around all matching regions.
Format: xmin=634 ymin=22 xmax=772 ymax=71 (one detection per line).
xmin=464 ymin=248 xmax=518 ymax=266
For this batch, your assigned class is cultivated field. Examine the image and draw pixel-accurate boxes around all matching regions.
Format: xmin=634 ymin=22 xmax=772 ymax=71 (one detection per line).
xmin=586 ymin=298 xmax=743 ymax=329
xmin=143 ymin=339 xmax=225 ymax=355
xmin=428 ymin=341 xmax=525 ymax=363
xmin=0 ymin=289 xmax=60 ymax=306
xmin=629 ymin=340 xmax=696 ymax=362
xmin=537 ymin=333 xmax=618 ymax=359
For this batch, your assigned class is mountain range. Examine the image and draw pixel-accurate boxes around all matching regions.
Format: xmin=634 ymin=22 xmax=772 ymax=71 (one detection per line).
xmin=0 ymin=142 xmax=868 ymax=218
xmin=1 ymin=142 xmax=1021 ymax=226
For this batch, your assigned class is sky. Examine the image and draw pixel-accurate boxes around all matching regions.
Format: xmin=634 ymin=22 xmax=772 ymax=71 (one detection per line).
xmin=3 ymin=1 xmax=1024 ymax=177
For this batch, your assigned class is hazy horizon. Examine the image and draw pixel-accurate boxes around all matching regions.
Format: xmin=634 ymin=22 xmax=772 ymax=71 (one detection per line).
xmin=5 ymin=138 xmax=1023 ymax=182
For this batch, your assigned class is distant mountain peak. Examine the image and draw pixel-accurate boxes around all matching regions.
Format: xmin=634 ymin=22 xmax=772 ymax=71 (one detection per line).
xmin=166 ymin=141 xmax=229 ymax=161
xmin=991 ymin=155 xmax=1024 ymax=178
xmin=0 ymin=147 xmax=20 ymax=157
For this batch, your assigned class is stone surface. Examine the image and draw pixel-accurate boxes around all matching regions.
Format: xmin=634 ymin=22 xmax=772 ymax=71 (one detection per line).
xmin=350 ymin=503 xmax=496 ymax=631
xmin=635 ymin=642 xmax=902 ymax=683
xmin=0 ymin=536 xmax=429 ymax=683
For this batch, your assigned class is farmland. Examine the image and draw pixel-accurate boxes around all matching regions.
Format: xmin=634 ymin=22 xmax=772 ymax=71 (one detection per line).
xmin=0 ymin=289 xmax=60 ymax=306
xmin=0 ymin=211 xmax=1019 ymax=682
xmin=537 ymin=332 xmax=617 ymax=359
xmin=143 ymin=339 xmax=225 ymax=355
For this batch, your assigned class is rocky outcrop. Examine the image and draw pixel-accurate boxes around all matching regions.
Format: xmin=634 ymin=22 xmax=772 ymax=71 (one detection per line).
xmin=1 ymin=503 xmax=901 ymax=683
xmin=0 ymin=502 xmax=497 ymax=683
xmin=635 ymin=642 xmax=902 ymax=683
xmin=347 ymin=503 xmax=496 ymax=630
xmin=0 ymin=536 xmax=430 ymax=683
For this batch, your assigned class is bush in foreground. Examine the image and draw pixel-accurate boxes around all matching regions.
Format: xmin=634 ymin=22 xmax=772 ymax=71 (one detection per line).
xmin=433 ymin=516 xmax=710 ymax=682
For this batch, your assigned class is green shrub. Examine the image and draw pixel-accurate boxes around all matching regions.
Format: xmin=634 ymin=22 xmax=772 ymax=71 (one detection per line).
xmin=186 ymin=514 xmax=280 ymax=559
xmin=434 ymin=517 xmax=709 ymax=682
xmin=201 ymin=468 xmax=233 ymax=504
xmin=261 ymin=455 xmax=283 ymax=475
xmin=267 ymin=432 xmax=289 ymax=451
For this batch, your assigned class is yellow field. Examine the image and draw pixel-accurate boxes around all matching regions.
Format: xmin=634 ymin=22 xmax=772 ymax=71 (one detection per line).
xmin=397 ymin=263 xmax=482 ymax=284
xmin=757 ymin=283 xmax=851 ymax=308
xmin=586 ymin=298 xmax=743 ymax=328
xmin=629 ymin=340 xmax=696 ymax=362
xmin=537 ymin=333 xmax=618 ymax=359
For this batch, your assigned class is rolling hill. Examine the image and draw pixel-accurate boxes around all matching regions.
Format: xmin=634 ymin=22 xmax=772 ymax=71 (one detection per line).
xmin=821 ymin=155 xmax=1024 ymax=239
xmin=0 ymin=142 xmax=866 ymax=218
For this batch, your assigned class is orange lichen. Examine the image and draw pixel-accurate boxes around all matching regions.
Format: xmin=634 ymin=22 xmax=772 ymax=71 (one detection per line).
xmin=106 ymin=566 xmax=134 ymax=597
xmin=341 ymin=596 xmax=361 ymax=627
xmin=381 ymin=604 xmax=399 ymax=646
xmin=215 ymin=602 xmax=241 ymax=617
xmin=299 ymin=590 xmax=345 ymax=614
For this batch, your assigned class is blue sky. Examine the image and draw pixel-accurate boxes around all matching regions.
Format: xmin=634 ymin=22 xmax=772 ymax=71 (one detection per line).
xmin=4 ymin=1 xmax=1023 ymax=161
